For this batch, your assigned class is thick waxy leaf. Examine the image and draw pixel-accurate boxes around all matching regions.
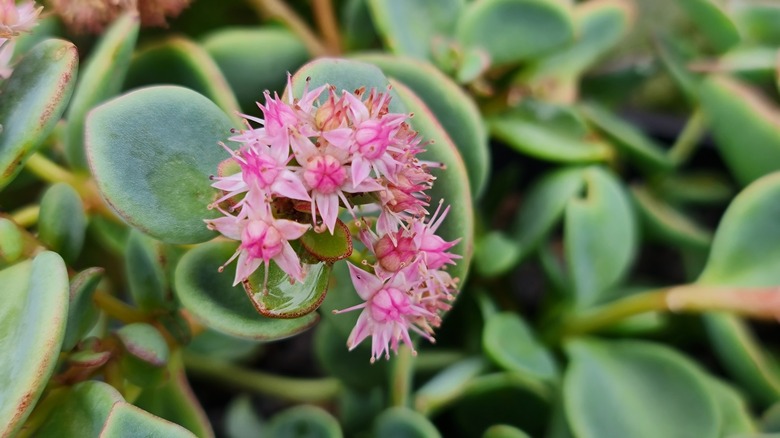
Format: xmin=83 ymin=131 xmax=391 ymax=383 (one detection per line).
xmin=290 ymin=58 xmax=474 ymax=285
xmin=511 ymin=167 xmax=585 ymax=257
xmin=0 ymin=39 xmax=78 ymax=190
xmin=373 ymin=407 xmax=441 ymax=438
xmin=202 ymin=28 xmax=308 ymax=112
xmin=135 ymin=351 xmax=214 ymax=438
xmin=564 ymin=339 xmax=719 ymax=438
xmin=631 ymin=185 xmax=711 ymax=251
xmin=707 ymin=377 xmax=757 ymax=435
xmin=565 ymin=166 xmax=637 ymax=307
xmin=415 ymin=358 xmax=487 ymax=415
xmin=300 ymin=219 xmax=353 ymax=263
xmin=353 ymin=54 xmax=489 ymax=198
xmin=244 ymin=259 xmax=331 ymax=318
xmin=474 ymin=231 xmax=522 ymax=277
xmin=483 ymin=312 xmax=557 ymax=382
xmin=38 ymin=182 xmax=87 ymax=264
xmin=64 ymin=12 xmax=140 ymax=171
xmin=367 ymin=0 xmax=463 ymax=60
xmin=125 ymin=37 xmax=241 ymax=120
xmin=0 ymin=217 xmax=23 ymax=263
xmin=101 ymin=402 xmax=197 ymax=437
xmin=35 ymin=381 xmax=124 ymax=436
xmin=483 ymin=425 xmax=531 ymax=438
xmin=175 ymin=241 xmax=319 ymax=341
xmin=0 ymin=251 xmax=69 ymax=436
xmin=698 ymin=172 xmax=780 ymax=404
xmin=267 ymin=405 xmax=343 ymax=438
xmin=225 ymin=396 xmax=265 ymax=438
xmin=579 ymin=103 xmax=672 ymax=172
xmin=126 ymin=229 xmax=169 ymax=311
xmin=86 ymin=86 xmax=235 ymax=244
xmin=653 ymin=172 xmax=734 ymax=205
xmin=699 ymin=76 xmax=780 ymax=186
xmin=678 ymin=0 xmax=740 ymax=53
xmin=456 ymin=0 xmax=573 ymax=66
xmin=342 ymin=0 xmax=380 ymax=51
xmin=62 ymin=267 xmax=104 ymax=351
xmin=115 ymin=322 xmax=170 ymax=387
xmin=733 ymin=3 xmax=780 ymax=45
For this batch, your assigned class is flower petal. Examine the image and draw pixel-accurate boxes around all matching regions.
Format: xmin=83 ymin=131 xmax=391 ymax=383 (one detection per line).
xmin=347 ymin=262 xmax=382 ymax=300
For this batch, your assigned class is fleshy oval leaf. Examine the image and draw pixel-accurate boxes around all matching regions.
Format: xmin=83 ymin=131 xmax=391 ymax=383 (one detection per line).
xmin=64 ymin=12 xmax=140 ymax=171
xmin=0 ymin=251 xmax=69 ymax=436
xmin=456 ymin=0 xmax=574 ymax=66
xmin=244 ymin=259 xmax=331 ymax=319
xmin=125 ymin=229 xmax=169 ymax=311
xmin=174 ymin=241 xmax=319 ymax=341
xmin=115 ymin=322 xmax=170 ymax=387
xmin=373 ymin=407 xmax=441 ymax=438
xmin=482 ymin=312 xmax=558 ymax=382
xmin=300 ymin=219 xmax=353 ymax=263
xmin=38 ymin=182 xmax=87 ymax=264
xmin=0 ymin=39 xmax=78 ymax=189
xmin=267 ymin=405 xmax=343 ymax=438
xmin=62 ymin=267 xmax=104 ymax=351
xmin=86 ymin=86 xmax=235 ymax=244
xmin=631 ymin=184 xmax=712 ymax=251
xmin=678 ymin=0 xmax=740 ymax=53
xmin=0 ymin=217 xmax=24 ymax=263
xmin=563 ymin=339 xmax=720 ymax=438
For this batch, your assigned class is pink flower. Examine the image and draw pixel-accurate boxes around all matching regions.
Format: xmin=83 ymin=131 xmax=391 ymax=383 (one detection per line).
xmin=335 ymin=263 xmax=434 ymax=362
xmin=412 ymin=201 xmax=461 ymax=270
xmin=0 ymin=0 xmax=41 ymax=38
xmin=206 ymin=204 xmax=310 ymax=289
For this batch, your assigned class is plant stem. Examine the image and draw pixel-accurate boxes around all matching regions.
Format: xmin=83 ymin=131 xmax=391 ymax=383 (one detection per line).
xmin=312 ymin=0 xmax=341 ymax=54
xmin=93 ymin=290 xmax=148 ymax=324
xmin=246 ymin=0 xmax=329 ymax=56
xmin=390 ymin=345 xmax=414 ymax=408
xmin=9 ymin=205 xmax=40 ymax=228
xmin=183 ymin=352 xmax=342 ymax=403
xmin=668 ymin=109 xmax=706 ymax=166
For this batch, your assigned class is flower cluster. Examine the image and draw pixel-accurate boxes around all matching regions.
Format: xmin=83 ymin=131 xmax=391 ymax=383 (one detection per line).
xmin=49 ymin=0 xmax=191 ymax=34
xmin=0 ymin=0 xmax=42 ymax=78
xmin=207 ymin=75 xmax=461 ymax=361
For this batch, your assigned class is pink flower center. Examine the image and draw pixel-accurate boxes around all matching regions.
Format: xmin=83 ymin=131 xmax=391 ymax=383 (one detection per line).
xmin=355 ymin=120 xmax=391 ymax=159
xmin=241 ymin=150 xmax=280 ymax=188
xmin=370 ymin=287 xmax=412 ymax=323
xmin=374 ymin=234 xmax=416 ymax=272
xmin=241 ymin=220 xmax=283 ymax=261
xmin=0 ymin=3 xmax=18 ymax=25
xmin=304 ymin=154 xmax=346 ymax=194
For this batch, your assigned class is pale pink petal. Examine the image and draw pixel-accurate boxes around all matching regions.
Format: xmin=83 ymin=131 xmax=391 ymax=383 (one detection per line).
xmin=274 ymin=242 xmax=304 ymax=282
xmin=290 ymin=133 xmax=318 ymax=163
xmin=350 ymin=155 xmax=372 ymax=187
xmin=344 ymin=177 xmax=384 ymax=194
xmin=272 ymin=170 xmax=311 ymax=201
xmin=212 ymin=173 xmax=245 ymax=191
xmin=343 ymin=92 xmax=369 ymax=122
xmin=233 ymin=251 xmax=262 ymax=286
xmin=346 ymin=310 xmax=373 ymax=351
xmin=274 ymin=218 xmax=310 ymax=240
xmin=317 ymin=192 xmax=339 ymax=234
xmin=347 ymin=262 xmax=382 ymax=300
xmin=205 ymin=215 xmax=243 ymax=240
xmin=322 ymin=127 xmax=353 ymax=149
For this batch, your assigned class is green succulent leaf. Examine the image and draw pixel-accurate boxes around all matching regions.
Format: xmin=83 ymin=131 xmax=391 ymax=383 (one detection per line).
xmin=124 ymin=37 xmax=241 ymax=123
xmin=64 ymin=12 xmax=140 ymax=171
xmin=0 ymin=251 xmax=69 ymax=437
xmin=564 ymin=166 xmax=637 ymax=308
xmin=699 ymin=75 xmax=780 ymax=186
xmin=631 ymin=184 xmax=712 ymax=251
xmin=125 ymin=229 xmax=169 ymax=311
xmin=415 ymin=358 xmax=487 ymax=416
xmin=62 ymin=267 xmax=103 ymax=351
xmin=175 ymin=241 xmax=319 ymax=341
xmin=482 ymin=312 xmax=558 ymax=382
xmin=243 ymin=258 xmax=331 ymax=319
xmin=115 ymin=322 xmax=170 ymax=387
xmin=224 ymin=396 xmax=265 ymax=438
xmin=367 ymin=0 xmax=463 ymax=60
xmin=373 ymin=407 xmax=441 ymax=438
xmin=677 ymin=0 xmax=740 ymax=53
xmin=267 ymin=405 xmax=343 ymax=438
xmin=300 ymin=219 xmax=353 ymax=263
xmin=733 ymin=2 xmax=780 ymax=45
xmin=707 ymin=377 xmax=758 ymax=435
xmin=652 ymin=172 xmax=734 ymax=206
xmin=101 ymin=402 xmax=197 ymax=437
xmin=456 ymin=0 xmax=574 ymax=66
xmin=0 ymin=39 xmax=78 ymax=190
xmin=353 ymin=54 xmax=490 ymax=198
xmin=563 ymin=339 xmax=719 ymax=438
xmin=474 ymin=231 xmax=522 ymax=278
xmin=0 ymin=217 xmax=24 ymax=263
xmin=86 ymin=86 xmax=235 ymax=244
xmin=38 ymin=182 xmax=87 ymax=264
xmin=202 ymin=28 xmax=309 ymax=111
xmin=483 ymin=425 xmax=531 ymax=438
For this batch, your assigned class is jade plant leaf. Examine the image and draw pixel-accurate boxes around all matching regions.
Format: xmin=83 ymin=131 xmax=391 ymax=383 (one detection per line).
xmin=707 ymin=377 xmax=757 ymax=435
xmin=563 ymin=339 xmax=719 ymax=438
xmin=482 ymin=312 xmax=558 ymax=382
xmin=101 ymin=402 xmax=197 ymax=437
xmin=115 ymin=322 xmax=170 ymax=387
xmin=267 ymin=405 xmax=343 ymax=438
xmin=243 ymin=258 xmax=331 ymax=319
xmin=0 ymin=251 xmax=69 ymax=437
xmin=699 ymin=75 xmax=780 ymax=186
xmin=38 ymin=182 xmax=87 ymax=264
xmin=564 ymin=166 xmax=637 ymax=308
xmin=578 ymin=103 xmax=673 ymax=172
xmin=456 ymin=0 xmax=574 ymax=66
xmin=474 ymin=231 xmax=522 ymax=278
xmin=224 ymin=396 xmax=265 ymax=438
xmin=373 ymin=407 xmax=441 ymax=438
xmin=125 ymin=229 xmax=169 ymax=311
xmin=352 ymin=54 xmax=490 ymax=198
xmin=631 ymin=184 xmax=712 ymax=251
xmin=367 ymin=0 xmax=463 ymax=60
xmin=697 ymin=172 xmax=780 ymax=405
xmin=0 ymin=38 xmax=78 ymax=190
xmin=64 ymin=12 xmax=140 ymax=171
xmin=0 ymin=218 xmax=23 ymax=263
xmin=653 ymin=172 xmax=734 ymax=205
xmin=175 ymin=241 xmax=319 ymax=341
xmin=483 ymin=425 xmax=531 ymax=438
xmin=415 ymin=358 xmax=487 ymax=416
xmin=124 ymin=37 xmax=241 ymax=122
xmin=62 ymin=267 xmax=104 ymax=351
xmin=202 ymin=28 xmax=309 ymax=111
xmin=35 ymin=381 xmax=124 ymax=436
xmin=86 ymin=86 xmax=235 ymax=244
xmin=677 ymin=0 xmax=740 ymax=53
xmin=300 ymin=219 xmax=353 ymax=263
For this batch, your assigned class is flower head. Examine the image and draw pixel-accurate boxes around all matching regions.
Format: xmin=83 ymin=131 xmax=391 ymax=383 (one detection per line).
xmin=0 ymin=0 xmax=41 ymax=38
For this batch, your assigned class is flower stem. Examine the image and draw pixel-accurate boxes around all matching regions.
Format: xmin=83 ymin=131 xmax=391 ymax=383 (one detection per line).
xmin=246 ymin=0 xmax=329 ymax=56
xmin=312 ymin=0 xmax=341 ymax=54
xmin=390 ymin=345 xmax=414 ymax=408
xmin=93 ymin=290 xmax=148 ymax=324
xmin=9 ymin=205 xmax=40 ymax=228
xmin=183 ymin=352 xmax=342 ymax=403
xmin=668 ymin=109 xmax=706 ymax=166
